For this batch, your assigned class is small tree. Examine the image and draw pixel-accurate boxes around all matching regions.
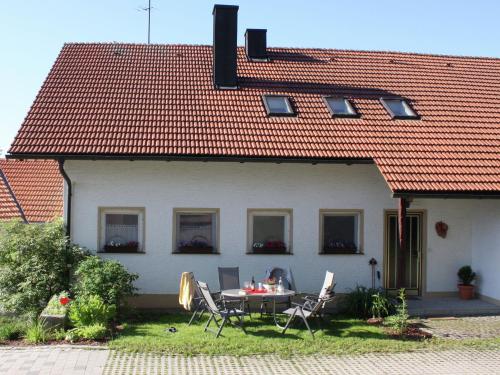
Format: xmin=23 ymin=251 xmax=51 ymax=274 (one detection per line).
xmin=0 ymin=219 xmax=88 ymax=317
xmin=385 ymin=288 xmax=409 ymax=335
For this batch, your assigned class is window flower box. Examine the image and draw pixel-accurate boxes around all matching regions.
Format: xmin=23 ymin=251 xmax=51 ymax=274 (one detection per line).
xmin=177 ymin=245 xmax=214 ymax=254
xmin=322 ymin=247 xmax=358 ymax=254
xmin=103 ymin=242 xmax=139 ymax=253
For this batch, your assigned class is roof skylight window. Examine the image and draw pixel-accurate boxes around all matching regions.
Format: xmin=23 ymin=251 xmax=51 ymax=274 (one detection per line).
xmin=380 ymin=98 xmax=419 ymax=119
xmin=262 ymin=95 xmax=295 ymax=116
xmin=324 ymin=97 xmax=358 ymax=117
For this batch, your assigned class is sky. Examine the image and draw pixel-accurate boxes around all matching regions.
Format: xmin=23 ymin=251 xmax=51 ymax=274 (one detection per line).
xmin=1 ymin=0 xmax=499 ymax=155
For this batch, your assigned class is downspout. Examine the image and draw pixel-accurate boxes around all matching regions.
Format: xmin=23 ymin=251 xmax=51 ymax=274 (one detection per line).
xmin=58 ymin=160 xmax=72 ymax=238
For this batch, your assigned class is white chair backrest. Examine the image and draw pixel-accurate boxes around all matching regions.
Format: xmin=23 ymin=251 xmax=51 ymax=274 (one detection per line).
xmin=197 ymin=281 xmax=219 ymax=313
xmin=319 ymin=271 xmax=335 ymax=299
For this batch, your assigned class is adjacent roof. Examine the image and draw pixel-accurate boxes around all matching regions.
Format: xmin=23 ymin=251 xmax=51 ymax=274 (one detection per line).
xmin=8 ymin=43 xmax=500 ymax=195
xmin=0 ymin=159 xmax=63 ymax=222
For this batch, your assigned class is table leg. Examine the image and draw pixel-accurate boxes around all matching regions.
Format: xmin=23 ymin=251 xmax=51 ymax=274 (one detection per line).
xmin=272 ymin=298 xmax=286 ymax=329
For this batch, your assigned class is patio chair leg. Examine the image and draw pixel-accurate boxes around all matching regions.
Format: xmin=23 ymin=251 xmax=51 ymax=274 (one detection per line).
xmin=282 ymin=308 xmax=297 ymax=334
xmin=188 ymin=308 xmax=199 ymax=326
xmin=204 ymin=314 xmax=214 ymax=332
xmin=298 ymin=310 xmax=314 ymax=338
xmin=216 ymin=316 xmax=227 ymax=338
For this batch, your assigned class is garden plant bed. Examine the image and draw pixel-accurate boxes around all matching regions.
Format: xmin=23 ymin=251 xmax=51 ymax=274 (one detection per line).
xmin=385 ymin=324 xmax=433 ymax=340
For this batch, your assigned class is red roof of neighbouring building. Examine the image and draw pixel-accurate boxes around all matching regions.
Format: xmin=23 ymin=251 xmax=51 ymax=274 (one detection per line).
xmin=8 ymin=43 xmax=500 ymax=195
xmin=0 ymin=159 xmax=63 ymax=222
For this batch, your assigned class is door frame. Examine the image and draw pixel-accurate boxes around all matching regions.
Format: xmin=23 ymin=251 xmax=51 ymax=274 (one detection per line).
xmin=383 ymin=209 xmax=427 ymax=296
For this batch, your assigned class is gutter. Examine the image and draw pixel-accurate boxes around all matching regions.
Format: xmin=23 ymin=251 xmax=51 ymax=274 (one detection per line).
xmin=0 ymin=169 xmax=28 ymax=223
xmin=57 ymin=160 xmax=72 ymax=237
xmin=6 ymin=153 xmax=374 ymax=165
xmin=393 ymin=191 xmax=500 ymax=200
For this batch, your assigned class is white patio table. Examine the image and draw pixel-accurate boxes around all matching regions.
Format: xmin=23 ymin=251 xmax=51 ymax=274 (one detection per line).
xmin=221 ymin=288 xmax=295 ymax=329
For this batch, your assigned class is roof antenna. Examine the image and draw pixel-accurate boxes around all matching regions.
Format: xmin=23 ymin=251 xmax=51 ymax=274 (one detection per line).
xmin=137 ymin=0 xmax=154 ymax=44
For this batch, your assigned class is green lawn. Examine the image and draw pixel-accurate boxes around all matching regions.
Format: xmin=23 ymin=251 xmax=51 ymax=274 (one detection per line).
xmin=109 ymin=312 xmax=500 ymax=356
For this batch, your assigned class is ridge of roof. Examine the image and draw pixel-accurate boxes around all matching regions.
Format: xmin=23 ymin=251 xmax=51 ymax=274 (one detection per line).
xmin=61 ymin=42 xmax=500 ymax=61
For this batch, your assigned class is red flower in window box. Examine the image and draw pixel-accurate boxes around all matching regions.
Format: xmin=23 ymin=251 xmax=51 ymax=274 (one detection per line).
xmin=59 ymin=296 xmax=70 ymax=306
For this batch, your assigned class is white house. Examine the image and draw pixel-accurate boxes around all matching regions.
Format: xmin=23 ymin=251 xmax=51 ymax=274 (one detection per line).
xmin=8 ymin=5 xmax=500 ymax=309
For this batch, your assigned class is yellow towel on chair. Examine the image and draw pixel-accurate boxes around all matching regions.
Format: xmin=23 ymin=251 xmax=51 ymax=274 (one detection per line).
xmin=179 ymin=272 xmax=195 ymax=311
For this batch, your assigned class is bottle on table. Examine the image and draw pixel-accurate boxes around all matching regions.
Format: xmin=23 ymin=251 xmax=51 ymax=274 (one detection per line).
xmin=278 ymin=277 xmax=284 ymax=293
xmin=251 ymin=276 xmax=255 ymax=290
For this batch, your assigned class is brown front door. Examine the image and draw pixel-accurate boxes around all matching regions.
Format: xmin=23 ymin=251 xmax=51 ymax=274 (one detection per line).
xmin=384 ymin=211 xmax=423 ymax=295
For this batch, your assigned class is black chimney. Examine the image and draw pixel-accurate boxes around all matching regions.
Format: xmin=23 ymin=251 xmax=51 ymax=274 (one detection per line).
xmin=212 ymin=5 xmax=239 ymax=89
xmin=245 ymin=29 xmax=268 ymax=61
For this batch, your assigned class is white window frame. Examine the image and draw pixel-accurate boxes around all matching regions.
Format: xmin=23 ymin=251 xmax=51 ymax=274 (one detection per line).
xmin=247 ymin=209 xmax=293 ymax=254
xmin=319 ymin=209 xmax=363 ymax=254
xmin=172 ymin=208 xmax=220 ymax=254
xmin=99 ymin=207 xmax=145 ymax=253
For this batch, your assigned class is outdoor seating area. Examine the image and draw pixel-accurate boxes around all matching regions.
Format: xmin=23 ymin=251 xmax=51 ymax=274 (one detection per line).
xmin=180 ymin=267 xmax=336 ymax=338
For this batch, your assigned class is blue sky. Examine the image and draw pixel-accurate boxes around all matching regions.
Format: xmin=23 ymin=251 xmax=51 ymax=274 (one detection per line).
xmin=1 ymin=0 xmax=499 ymax=155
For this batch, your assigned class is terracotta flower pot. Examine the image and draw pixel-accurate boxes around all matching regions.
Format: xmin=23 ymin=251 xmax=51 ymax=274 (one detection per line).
xmin=458 ymin=284 xmax=475 ymax=300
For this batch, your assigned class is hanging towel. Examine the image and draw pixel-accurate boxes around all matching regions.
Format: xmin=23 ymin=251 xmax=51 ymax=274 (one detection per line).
xmin=179 ymin=272 xmax=195 ymax=311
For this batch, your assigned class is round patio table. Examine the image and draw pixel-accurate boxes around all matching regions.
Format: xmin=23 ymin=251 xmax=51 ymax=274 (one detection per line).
xmin=221 ymin=289 xmax=295 ymax=329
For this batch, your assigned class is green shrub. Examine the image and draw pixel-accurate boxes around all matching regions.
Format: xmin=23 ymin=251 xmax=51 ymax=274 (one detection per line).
xmin=0 ymin=318 xmax=26 ymax=341
xmin=458 ymin=265 xmax=476 ymax=285
xmin=66 ymin=324 xmax=107 ymax=341
xmin=25 ymin=318 xmax=49 ymax=344
xmin=69 ymin=295 xmax=116 ymax=327
xmin=371 ymin=292 xmax=391 ymax=319
xmin=0 ymin=220 xmax=88 ymax=316
xmin=342 ymin=285 xmax=379 ymax=319
xmin=72 ymin=256 xmax=138 ymax=312
xmin=385 ymin=288 xmax=409 ymax=335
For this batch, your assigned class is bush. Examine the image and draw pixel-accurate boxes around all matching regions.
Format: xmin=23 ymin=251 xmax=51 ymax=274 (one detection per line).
xmin=72 ymin=256 xmax=138 ymax=312
xmin=385 ymin=288 xmax=409 ymax=335
xmin=0 ymin=317 xmax=26 ymax=341
xmin=25 ymin=318 xmax=49 ymax=344
xmin=66 ymin=324 xmax=107 ymax=341
xmin=0 ymin=220 xmax=88 ymax=316
xmin=371 ymin=292 xmax=391 ymax=319
xmin=69 ymin=295 xmax=116 ymax=327
xmin=458 ymin=265 xmax=476 ymax=285
xmin=342 ymin=285 xmax=379 ymax=319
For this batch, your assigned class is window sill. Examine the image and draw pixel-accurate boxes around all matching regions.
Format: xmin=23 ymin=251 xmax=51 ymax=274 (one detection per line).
xmin=247 ymin=251 xmax=293 ymax=255
xmin=320 ymin=251 xmax=364 ymax=255
xmin=98 ymin=251 xmax=146 ymax=255
xmin=172 ymin=251 xmax=220 ymax=255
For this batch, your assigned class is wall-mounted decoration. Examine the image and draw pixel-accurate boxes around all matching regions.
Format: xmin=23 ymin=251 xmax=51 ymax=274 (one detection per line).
xmin=435 ymin=221 xmax=448 ymax=238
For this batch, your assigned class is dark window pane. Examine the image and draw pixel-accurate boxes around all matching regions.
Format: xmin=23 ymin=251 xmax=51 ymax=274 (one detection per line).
xmin=323 ymin=215 xmax=358 ymax=252
xmin=384 ymin=99 xmax=416 ymax=117
xmin=177 ymin=213 xmax=215 ymax=252
xmin=252 ymin=215 xmax=286 ymax=251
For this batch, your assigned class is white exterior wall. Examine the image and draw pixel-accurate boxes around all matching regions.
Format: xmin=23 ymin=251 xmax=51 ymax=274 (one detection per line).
xmin=66 ymin=160 xmax=489 ymax=297
xmin=472 ymin=201 xmax=500 ymax=301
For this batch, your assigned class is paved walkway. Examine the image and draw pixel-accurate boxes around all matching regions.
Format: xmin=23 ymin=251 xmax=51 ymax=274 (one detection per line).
xmin=0 ymin=346 xmax=108 ymax=375
xmin=2 ymin=347 xmax=500 ymax=374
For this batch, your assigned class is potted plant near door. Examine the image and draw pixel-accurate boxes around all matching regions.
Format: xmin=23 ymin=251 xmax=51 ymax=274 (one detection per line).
xmin=457 ymin=265 xmax=476 ymax=300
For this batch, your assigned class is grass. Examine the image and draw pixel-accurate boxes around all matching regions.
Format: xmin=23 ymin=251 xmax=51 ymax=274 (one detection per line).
xmin=0 ymin=316 xmax=27 ymax=342
xmin=108 ymin=312 xmax=500 ymax=356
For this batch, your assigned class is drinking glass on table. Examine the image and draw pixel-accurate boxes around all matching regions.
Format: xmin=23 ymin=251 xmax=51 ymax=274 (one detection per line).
xmin=258 ymin=282 xmax=263 ymax=290
xmin=243 ymin=281 xmax=250 ymax=289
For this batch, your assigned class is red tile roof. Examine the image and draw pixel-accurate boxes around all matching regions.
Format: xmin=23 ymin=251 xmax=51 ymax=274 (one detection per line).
xmin=0 ymin=159 xmax=63 ymax=222
xmin=8 ymin=43 xmax=500 ymax=195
